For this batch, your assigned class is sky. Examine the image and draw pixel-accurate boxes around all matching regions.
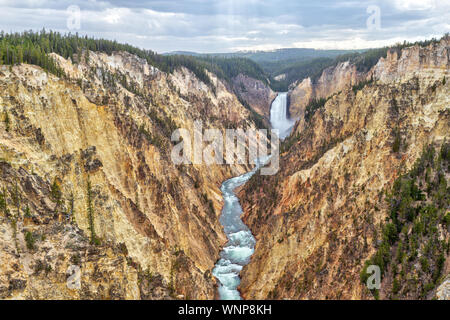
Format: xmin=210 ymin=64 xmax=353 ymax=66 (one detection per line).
xmin=1 ymin=0 xmax=449 ymax=53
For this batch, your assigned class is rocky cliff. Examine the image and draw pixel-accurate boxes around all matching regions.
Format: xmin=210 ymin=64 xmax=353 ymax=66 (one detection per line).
xmin=288 ymin=61 xmax=366 ymax=132
xmin=232 ymin=73 xmax=277 ymax=120
xmin=239 ymin=37 xmax=449 ymax=300
xmin=0 ymin=50 xmax=260 ymax=299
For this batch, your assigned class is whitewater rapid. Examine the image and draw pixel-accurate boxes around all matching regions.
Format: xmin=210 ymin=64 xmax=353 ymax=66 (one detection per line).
xmin=213 ymin=93 xmax=294 ymax=300
xmin=212 ymin=160 xmax=263 ymax=300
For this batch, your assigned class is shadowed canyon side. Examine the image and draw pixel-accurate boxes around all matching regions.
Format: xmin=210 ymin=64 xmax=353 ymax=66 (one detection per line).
xmin=239 ymin=38 xmax=450 ymax=300
xmin=0 ymin=48 xmax=274 ymax=299
xmin=232 ymin=73 xmax=277 ymax=120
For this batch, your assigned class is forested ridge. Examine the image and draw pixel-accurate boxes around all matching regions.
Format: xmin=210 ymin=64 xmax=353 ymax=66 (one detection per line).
xmin=1 ymin=30 xmax=446 ymax=94
xmin=269 ymin=57 xmax=335 ymax=92
xmin=198 ymin=56 xmax=268 ymax=86
xmin=0 ymin=30 xmax=268 ymax=91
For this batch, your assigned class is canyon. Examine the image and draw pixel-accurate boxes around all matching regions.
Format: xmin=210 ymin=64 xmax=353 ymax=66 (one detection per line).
xmin=0 ymin=34 xmax=448 ymax=301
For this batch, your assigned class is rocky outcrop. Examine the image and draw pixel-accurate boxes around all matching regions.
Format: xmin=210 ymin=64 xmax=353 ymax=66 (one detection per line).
xmin=288 ymin=61 xmax=366 ymax=131
xmin=373 ymin=38 xmax=450 ymax=83
xmin=0 ymin=50 xmax=259 ymax=299
xmin=436 ymin=277 xmax=450 ymax=300
xmin=288 ymin=77 xmax=314 ymax=130
xmin=238 ymin=38 xmax=449 ymax=300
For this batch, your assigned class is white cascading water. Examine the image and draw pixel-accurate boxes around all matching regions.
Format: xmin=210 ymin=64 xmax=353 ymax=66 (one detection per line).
xmin=212 ymin=157 xmax=268 ymax=300
xmin=213 ymin=93 xmax=294 ymax=300
xmin=270 ymin=92 xmax=296 ymax=140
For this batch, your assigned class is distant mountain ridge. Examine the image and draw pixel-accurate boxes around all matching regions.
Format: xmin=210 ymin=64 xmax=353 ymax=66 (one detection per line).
xmin=164 ymin=48 xmax=361 ymax=63
xmin=165 ymin=48 xmax=363 ymax=91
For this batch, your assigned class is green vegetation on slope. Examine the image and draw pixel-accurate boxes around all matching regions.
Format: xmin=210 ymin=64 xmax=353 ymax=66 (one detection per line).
xmin=188 ymin=48 xmax=357 ymax=74
xmin=361 ymin=143 xmax=449 ymax=299
xmin=269 ymin=58 xmax=336 ymax=92
xmin=304 ymin=97 xmax=329 ymax=123
xmin=0 ymin=30 xmax=66 ymax=77
xmin=196 ymin=56 xmax=269 ymax=86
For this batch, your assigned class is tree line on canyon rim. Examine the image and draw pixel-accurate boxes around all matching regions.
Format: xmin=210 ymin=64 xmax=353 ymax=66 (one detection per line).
xmin=0 ymin=30 xmax=266 ymax=92
xmin=1 ymin=30 xmax=447 ymax=94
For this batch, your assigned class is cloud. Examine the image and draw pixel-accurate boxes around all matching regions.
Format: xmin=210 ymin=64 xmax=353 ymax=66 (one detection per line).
xmin=0 ymin=0 xmax=448 ymax=52
xmin=102 ymin=8 xmax=129 ymax=24
xmin=391 ymin=0 xmax=438 ymax=11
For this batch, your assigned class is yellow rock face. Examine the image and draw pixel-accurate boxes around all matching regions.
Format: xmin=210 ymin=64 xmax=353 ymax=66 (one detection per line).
xmin=238 ymin=38 xmax=449 ymax=300
xmin=289 ymin=61 xmax=366 ymax=130
xmin=0 ymin=50 xmax=260 ymax=299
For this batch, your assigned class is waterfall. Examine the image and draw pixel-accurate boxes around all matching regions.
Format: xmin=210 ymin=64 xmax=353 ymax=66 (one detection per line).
xmin=270 ymin=92 xmax=295 ymax=140
xmin=213 ymin=93 xmax=295 ymax=300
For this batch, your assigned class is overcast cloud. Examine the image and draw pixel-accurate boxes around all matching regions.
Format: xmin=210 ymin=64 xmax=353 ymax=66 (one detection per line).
xmin=1 ymin=0 xmax=449 ymax=53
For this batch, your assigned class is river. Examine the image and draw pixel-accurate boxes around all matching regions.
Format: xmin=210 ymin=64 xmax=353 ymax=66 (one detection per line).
xmin=212 ymin=92 xmax=293 ymax=300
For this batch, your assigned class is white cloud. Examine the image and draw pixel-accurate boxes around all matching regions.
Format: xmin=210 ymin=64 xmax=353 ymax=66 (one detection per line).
xmin=0 ymin=0 xmax=448 ymax=52
xmin=102 ymin=8 xmax=129 ymax=24
xmin=391 ymin=0 xmax=437 ymax=11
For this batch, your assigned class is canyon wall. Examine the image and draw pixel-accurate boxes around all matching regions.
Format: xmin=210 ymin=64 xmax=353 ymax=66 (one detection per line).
xmin=288 ymin=61 xmax=367 ymax=131
xmin=0 ymin=51 xmax=260 ymax=299
xmin=232 ymin=73 xmax=277 ymax=120
xmin=239 ymin=38 xmax=449 ymax=300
